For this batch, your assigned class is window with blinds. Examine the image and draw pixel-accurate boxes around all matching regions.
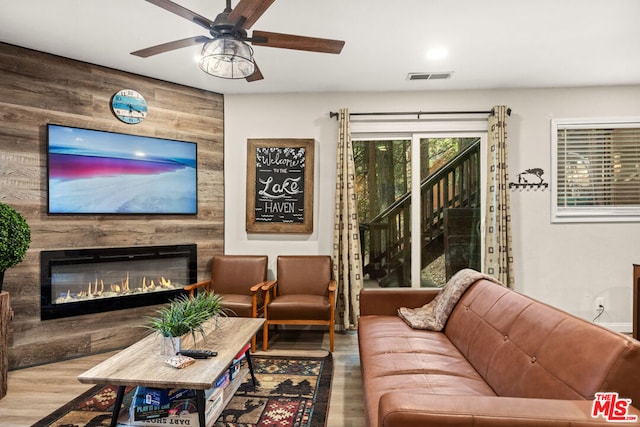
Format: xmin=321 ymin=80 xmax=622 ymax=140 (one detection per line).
xmin=551 ymin=118 xmax=640 ymax=222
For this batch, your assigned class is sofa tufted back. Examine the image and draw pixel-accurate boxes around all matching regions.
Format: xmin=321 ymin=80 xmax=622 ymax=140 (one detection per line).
xmin=445 ymin=279 xmax=640 ymax=405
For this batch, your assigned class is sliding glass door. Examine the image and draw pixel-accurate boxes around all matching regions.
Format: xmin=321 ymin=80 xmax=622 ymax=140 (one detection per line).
xmin=353 ymin=138 xmax=412 ymax=287
xmin=354 ymin=132 xmax=485 ymax=288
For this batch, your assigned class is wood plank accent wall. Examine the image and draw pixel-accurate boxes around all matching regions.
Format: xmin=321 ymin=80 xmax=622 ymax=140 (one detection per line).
xmin=0 ymin=43 xmax=224 ymax=369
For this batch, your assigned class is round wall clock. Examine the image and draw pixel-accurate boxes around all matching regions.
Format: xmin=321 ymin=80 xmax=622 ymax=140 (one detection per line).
xmin=110 ymin=89 xmax=148 ymax=124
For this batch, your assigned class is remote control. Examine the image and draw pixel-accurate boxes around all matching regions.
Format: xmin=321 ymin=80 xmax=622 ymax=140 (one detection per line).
xmin=177 ymin=350 xmax=217 ymax=359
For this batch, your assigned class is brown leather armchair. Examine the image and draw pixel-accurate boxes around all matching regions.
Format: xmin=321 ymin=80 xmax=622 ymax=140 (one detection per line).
xmin=262 ymin=255 xmax=336 ymax=352
xmin=184 ymin=255 xmax=268 ymax=351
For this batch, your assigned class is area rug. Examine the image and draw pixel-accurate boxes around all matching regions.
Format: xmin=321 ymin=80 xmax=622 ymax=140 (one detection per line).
xmin=31 ymin=354 xmax=333 ymax=427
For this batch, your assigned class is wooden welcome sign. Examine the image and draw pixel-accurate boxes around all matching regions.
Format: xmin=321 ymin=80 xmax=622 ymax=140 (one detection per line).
xmin=246 ymin=139 xmax=314 ymax=234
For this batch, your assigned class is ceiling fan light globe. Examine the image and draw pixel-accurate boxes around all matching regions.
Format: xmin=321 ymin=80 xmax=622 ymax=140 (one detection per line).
xmin=199 ymin=38 xmax=255 ymax=79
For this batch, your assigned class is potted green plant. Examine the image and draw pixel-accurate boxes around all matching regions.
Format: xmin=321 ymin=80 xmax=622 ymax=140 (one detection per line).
xmin=146 ymin=292 xmax=225 ymax=354
xmin=0 ymin=202 xmax=31 ymax=293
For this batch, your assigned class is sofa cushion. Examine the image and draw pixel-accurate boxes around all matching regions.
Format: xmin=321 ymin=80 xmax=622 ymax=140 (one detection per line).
xmin=359 ymin=315 xmax=496 ymax=426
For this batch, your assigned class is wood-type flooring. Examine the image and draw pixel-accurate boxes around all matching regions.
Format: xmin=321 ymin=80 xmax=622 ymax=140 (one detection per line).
xmin=0 ymin=329 xmax=365 ymax=427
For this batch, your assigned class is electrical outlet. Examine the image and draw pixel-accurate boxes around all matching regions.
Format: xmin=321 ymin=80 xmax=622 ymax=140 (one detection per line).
xmin=595 ymin=297 xmax=605 ymax=312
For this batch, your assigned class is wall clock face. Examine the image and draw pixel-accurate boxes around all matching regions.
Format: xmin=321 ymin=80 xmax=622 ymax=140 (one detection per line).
xmin=110 ymin=89 xmax=148 ymax=124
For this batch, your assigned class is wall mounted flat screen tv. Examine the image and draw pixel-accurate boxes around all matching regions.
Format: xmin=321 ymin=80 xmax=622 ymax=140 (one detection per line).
xmin=47 ymin=124 xmax=197 ymax=214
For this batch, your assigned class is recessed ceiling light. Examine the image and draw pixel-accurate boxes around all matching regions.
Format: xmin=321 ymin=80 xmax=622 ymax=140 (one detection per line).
xmin=426 ymin=48 xmax=448 ymax=61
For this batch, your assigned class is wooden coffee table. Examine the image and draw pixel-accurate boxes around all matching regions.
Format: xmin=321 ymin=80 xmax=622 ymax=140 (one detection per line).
xmin=78 ymin=317 xmax=264 ymax=427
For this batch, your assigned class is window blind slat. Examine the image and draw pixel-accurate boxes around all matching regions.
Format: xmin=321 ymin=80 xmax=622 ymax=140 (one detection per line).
xmin=556 ymin=122 xmax=640 ymax=211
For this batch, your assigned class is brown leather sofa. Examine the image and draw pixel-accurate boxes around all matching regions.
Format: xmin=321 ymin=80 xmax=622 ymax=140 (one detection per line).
xmin=358 ymin=278 xmax=640 ymax=426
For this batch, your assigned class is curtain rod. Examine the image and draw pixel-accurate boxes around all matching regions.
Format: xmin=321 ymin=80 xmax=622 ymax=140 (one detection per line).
xmin=329 ymin=108 xmax=511 ymax=120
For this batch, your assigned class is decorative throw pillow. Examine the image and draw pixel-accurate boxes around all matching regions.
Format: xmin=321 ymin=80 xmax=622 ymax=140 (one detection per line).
xmin=397 ymin=269 xmax=502 ymax=330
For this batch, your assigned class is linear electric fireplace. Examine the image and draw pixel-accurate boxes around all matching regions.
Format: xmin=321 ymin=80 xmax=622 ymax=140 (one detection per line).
xmin=40 ymin=244 xmax=196 ymax=320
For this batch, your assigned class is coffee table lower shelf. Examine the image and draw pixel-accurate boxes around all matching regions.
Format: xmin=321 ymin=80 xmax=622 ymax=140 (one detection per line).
xmin=77 ymin=318 xmax=264 ymax=427
xmin=116 ymin=365 xmax=250 ymax=427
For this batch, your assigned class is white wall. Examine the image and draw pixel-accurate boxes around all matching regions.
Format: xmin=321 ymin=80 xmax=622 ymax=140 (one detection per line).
xmin=225 ymin=86 xmax=640 ymax=331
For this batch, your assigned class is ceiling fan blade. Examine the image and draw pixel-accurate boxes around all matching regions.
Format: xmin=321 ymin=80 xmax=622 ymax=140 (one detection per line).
xmin=251 ymin=31 xmax=345 ymax=54
xmin=145 ymin=0 xmax=214 ymax=31
xmin=228 ymin=0 xmax=275 ymax=30
xmin=246 ymin=61 xmax=264 ymax=82
xmin=131 ymin=36 xmax=210 ymax=58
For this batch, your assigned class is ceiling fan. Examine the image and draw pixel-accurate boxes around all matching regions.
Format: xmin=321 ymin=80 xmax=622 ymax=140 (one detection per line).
xmin=131 ymin=0 xmax=345 ymax=81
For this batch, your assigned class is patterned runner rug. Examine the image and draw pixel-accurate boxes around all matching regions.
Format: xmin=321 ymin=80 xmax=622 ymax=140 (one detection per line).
xmin=31 ymin=354 xmax=333 ymax=427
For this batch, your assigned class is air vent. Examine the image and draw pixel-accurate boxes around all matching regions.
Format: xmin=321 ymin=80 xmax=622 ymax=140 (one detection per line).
xmin=407 ymin=72 xmax=453 ymax=81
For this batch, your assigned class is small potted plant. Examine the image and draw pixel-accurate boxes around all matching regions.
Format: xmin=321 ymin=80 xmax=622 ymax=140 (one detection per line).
xmin=146 ymin=292 xmax=225 ymax=354
xmin=0 ymin=202 xmax=31 ymax=293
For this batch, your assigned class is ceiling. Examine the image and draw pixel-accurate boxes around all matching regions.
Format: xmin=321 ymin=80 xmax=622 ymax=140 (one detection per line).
xmin=1 ymin=0 xmax=639 ymax=95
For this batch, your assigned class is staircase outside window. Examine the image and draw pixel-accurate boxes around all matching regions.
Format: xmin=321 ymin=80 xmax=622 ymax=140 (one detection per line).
xmin=354 ymin=136 xmax=481 ymax=288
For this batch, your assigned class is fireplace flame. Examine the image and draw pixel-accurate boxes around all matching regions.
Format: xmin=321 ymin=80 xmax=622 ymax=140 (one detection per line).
xmin=56 ymin=273 xmax=180 ymax=304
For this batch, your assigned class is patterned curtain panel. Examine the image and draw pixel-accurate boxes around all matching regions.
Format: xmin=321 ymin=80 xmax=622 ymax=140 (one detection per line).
xmin=332 ymin=108 xmax=363 ymax=330
xmin=484 ymin=105 xmax=515 ymax=287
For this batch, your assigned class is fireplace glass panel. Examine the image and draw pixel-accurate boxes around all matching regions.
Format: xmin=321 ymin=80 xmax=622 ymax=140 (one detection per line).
xmin=51 ymin=257 xmax=188 ymax=305
xmin=41 ymin=244 xmax=196 ymax=320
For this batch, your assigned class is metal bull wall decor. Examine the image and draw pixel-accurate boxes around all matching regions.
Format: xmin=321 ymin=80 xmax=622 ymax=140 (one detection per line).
xmin=509 ymin=168 xmax=549 ymax=189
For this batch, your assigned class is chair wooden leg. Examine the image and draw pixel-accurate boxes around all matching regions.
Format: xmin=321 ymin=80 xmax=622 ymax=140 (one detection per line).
xmin=329 ymin=326 xmax=334 ymax=352
xmin=251 ymin=304 xmax=258 ymax=353
xmin=263 ymin=322 xmax=269 ymax=351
